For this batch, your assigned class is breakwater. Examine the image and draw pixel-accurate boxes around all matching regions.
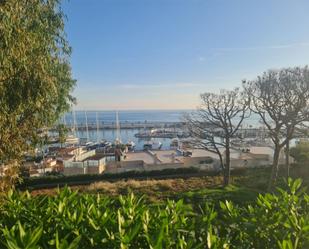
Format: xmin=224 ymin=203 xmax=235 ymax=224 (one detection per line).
xmin=52 ymin=121 xmax=185 ymax=131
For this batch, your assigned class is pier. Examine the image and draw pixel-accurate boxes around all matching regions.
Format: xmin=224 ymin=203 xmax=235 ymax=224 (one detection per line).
xmin=52 ymin=121 xmax=185 ymax=131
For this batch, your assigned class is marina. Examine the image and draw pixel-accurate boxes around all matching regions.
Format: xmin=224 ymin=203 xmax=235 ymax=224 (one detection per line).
xmin=28 ymin=110 xmax=309 ymax=178
xmin=45 ymin=110 xmax=309 ymax=151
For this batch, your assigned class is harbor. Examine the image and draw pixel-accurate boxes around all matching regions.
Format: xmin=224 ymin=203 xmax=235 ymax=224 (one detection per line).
xmin=27 ymin=110 xmax=309 ymax=178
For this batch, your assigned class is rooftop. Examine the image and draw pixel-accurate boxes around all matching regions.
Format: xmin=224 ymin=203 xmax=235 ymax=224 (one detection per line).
xmin=189 ymin=149 xmax=219 ymax=159
xmin=153 ymin=150 xmax=182 ymax=163
xmin=83 ymin=154 xmax=105 ymax=161
xmin=125 ymin=151 xmax=155 ymax=164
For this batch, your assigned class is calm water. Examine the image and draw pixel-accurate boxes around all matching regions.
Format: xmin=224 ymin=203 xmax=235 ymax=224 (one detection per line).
xmin=64 ymin=110 xmax=189 ymax=126
xmin=63 ymin=110 xmax=261 ymax=127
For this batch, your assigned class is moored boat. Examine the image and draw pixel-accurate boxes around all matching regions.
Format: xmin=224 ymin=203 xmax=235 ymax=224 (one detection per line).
xmin=126 ymin=141 xmax=136 ymax=151
xmin=143 ymin=140 xmax=162 ymax=150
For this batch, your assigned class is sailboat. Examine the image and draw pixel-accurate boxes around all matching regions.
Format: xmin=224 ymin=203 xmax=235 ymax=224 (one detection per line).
xmin=96 ymin=112 xmax=99 ymax=143
xmin=89 ymin=112 xmax=100 ymax=149
xmin=88 ymin=112 xmax=106 ymax=150
xmin=114 ymin=110 xmax=122 ymax=145
xmin=80 ymin=111 xmax=93 ymax=147
xmin=65 ymin=112 xmax=79 ymax=145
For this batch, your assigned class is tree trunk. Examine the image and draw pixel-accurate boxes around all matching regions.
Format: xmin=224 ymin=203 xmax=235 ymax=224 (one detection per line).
xmin=224 ymin=139 xmax=231 ymax=186
xmin=217 ymin=152 xmax=225 ymax=186
xmin=285 ymin=139 xmax=290 ymax=178
xmin=268 ymin=145 xmax=281 ymax=191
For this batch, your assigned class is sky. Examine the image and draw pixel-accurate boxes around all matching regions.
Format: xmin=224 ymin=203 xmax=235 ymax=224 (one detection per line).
xmin=62 ymin=0 xmax=309 ymax=110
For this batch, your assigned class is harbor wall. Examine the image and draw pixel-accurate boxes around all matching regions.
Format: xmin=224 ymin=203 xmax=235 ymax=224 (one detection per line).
xmin=105 ymin=159 xmax=218 ymax=174
xmin=63 ymin=165 xmax=103 ymax=175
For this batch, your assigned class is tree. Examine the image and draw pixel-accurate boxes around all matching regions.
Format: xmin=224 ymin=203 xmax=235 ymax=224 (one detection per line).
xmin=244 ymin=67 xmax=309 ymax=189
xmin=186 ymin=88 xmax=249 ymax=185
xmin=0 ymin=0 xmax=75 ymax=187
xmin=57 ymin=124 xmax=68 ymax=148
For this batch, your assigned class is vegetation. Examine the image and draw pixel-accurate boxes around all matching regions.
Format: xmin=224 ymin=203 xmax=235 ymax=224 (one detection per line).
xmin=31 ymin=176 xmax=228 ymax=201
xmin=244 ymin=67 xmax=309 ymax=188
xmin=19 ymin=167 xmax=274 ymax=191
xmin=56 ymin=124 xmax=69 ymax=148
xmin=17 ymin=167 xmax=208 ymax=190
xmin=290 ymin=141 xmax=309 ymax=163
xmin=0 ymin=178 xmax=308 ymax=248
xmin=29 ymin=167 xmax=309 ymax=202
xmin=0 ymin=0 xmax=75 ymax=189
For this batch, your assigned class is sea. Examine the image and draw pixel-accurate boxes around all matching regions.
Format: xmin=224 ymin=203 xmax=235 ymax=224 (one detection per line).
xmin=64 ymin=110 xmax=188 ymax=125
xmin=61 ymin=110 xmax=262 ymax=150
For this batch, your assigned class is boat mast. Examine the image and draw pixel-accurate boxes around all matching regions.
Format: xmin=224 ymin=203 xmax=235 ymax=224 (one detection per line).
xmin=116 ymin=110 xmax=121 ymax=143
xmin=84 ymin=111 xmax=89 ymax=142
xmin=73 ymin=109 xmax=78 ymax=136
xmin=96 ymin=112 xmax=99 ymax=143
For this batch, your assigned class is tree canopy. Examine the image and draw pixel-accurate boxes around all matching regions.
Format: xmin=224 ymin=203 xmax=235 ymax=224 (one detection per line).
xmin=0 ymin=0 xmax=75 ymax=163
xmin=244 ymin=66 xmax=309 ymax=188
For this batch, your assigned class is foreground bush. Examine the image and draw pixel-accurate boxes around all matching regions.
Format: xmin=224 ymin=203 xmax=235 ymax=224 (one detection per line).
xmin=0 ymin=179 xmax=308 ymax=248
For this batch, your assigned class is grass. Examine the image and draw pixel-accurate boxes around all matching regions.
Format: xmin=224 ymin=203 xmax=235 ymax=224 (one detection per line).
xmin=29 ymin=169 xmax=264 ymax=204
xmin=31 ymin=176 xmax=222 ymax=202
xmin=29 ymin=166 xmax=309 ymax=206
xmin=178 ymin=185 xmax=260 ymax=207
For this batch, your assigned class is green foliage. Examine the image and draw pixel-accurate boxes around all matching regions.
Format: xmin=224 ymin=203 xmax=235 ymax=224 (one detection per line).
xmin=0 ymin=0 xmax=75 ymax=163
xmin=290 ymin=141 xmax=309 ymax=163
xmin=56 ymin=124 xmax=68 ymax=147
xmin=0 ymin=179 xmax=308 ymax=248
xmin=219 ymin=178 xmax=309 ymax=249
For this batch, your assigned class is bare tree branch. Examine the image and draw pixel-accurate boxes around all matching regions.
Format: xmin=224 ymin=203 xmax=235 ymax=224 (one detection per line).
xmin=185 ymin=88 xmax=249 ymax=185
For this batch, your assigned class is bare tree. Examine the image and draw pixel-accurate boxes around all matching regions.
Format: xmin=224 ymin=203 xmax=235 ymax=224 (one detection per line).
xmin=244 ymin=66 xmax=309 ymax=189
xmin=185 ymin=88 xmax=249 ymax=186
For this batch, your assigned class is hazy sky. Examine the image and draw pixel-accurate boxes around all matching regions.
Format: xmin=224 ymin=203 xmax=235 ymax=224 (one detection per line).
xmin=63 ymin=0 xmax=309 ymax=110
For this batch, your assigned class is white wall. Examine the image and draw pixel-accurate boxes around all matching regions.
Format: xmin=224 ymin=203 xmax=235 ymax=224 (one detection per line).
xmin=75 ymin=150 xmax=96 ymax=161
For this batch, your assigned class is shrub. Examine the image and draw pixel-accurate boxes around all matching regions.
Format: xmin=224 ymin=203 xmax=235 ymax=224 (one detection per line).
xmin=290 ymin=141 xmax=309 ymax=163
xmin=199 ymin=157 xmax=214 ymax=164
xmin=17 ymin=167 xmax=203 ymax=189
xmin=1 ymin=179 xmax=308 ymax=248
